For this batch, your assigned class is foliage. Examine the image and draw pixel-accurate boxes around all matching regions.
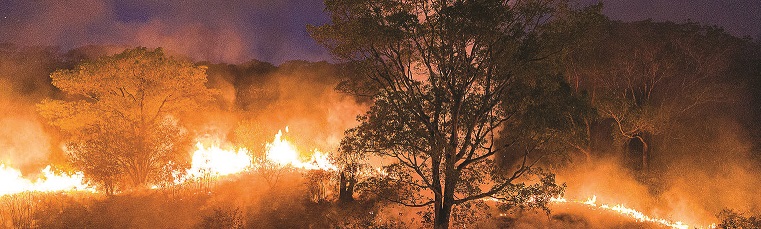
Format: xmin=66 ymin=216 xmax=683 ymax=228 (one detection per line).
xmin=37 ymin=47 xmax=216 ymax=192
xmin=305 ymin=169 xmax=334 ymax=203
xmin=717 ymin=209 xmax=761 ymax=229
xmin=560 ymin=20 xmax=755 ymax=170
xmin=0 ymin=192 xmax=97 ymax=229
xmin=232 ymin=120 xmax=269 ymax=158
xmin=311 ymin=0 xmax=592 ymax=228
xmin=335 ymin=127 xmax=377 ymax=203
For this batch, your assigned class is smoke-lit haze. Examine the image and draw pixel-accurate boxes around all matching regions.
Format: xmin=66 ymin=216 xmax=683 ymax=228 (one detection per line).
xmin=580 ymin=0 xmax=761 ymax=40
xmin=1 ymin=0 xmax=759 ymax=64
xmin=0 ymin=0 xmax=331 ymax=64
xmin=0 ymin=0 xmax=760 ymax=227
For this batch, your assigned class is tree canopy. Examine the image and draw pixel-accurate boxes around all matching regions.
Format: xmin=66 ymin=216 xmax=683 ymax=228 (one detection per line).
xmin=311 ymin=0 xmax=593 ymax=228
xmin=560 ymin=20 xmax=755 ymax=171
xmin=37 ymin=47 xmax=216 ymax=193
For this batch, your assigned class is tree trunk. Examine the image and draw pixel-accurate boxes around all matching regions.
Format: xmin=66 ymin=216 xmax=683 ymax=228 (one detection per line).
xmin=104 ymin=178 xmax=115 ymax=195
xmin=128 ymin=159 xmax=149 ymax=189
xmin=434 ymin=167 xmax=458 ymax=229
xmin=433 ymin=201 xmax=453 ymax=229
xmin=637 ymin=135 xmax=649 ymax=171
xmin=338 ymin=170 xmax=355 ymax=203
xmin=584 ymin=119 xmax=593 ymax=162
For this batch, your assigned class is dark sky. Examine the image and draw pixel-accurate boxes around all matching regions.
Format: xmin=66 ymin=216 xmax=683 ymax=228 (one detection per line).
xmin=0 ymin=0 xmax=759 ymax=64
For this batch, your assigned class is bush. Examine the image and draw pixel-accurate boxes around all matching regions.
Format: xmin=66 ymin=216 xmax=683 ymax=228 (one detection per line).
xmin=199 ymin=207 xmax=244 ymax=229
xmin=717 ymin=209 xmax=761 ymax=229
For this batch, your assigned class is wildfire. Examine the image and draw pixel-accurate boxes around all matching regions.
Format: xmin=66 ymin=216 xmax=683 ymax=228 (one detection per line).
xmin=550 ymin=195 xmax=708 ymax=229
xmin=181 ymin=141 xmax=254 ymax=182
xmin=0 ymin=126 xmax=720 ymax=228
xmin=0 ymin=164 xmax=93 ymax=196
xmin=265 ymin=129 xmax=300 ymax=167
xmin=178 ymin=127 xmax=337 ymax=183
xmin=2 ymin=126 xmax=339 ymax=195
xmin=264 ymin=128 xmax=337 ymax=171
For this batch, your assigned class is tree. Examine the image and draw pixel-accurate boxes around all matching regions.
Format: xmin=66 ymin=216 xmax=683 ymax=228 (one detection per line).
xmin=38 ymin=47 xmax=215 ymax=192
xmin=335 ymin=127 xmax=375 ymax=203
xmin=311 ymin=0 xmax=589 ymax=228
xmin=560 ymin=21 xmax=749 ymax=171
xmin=717 ymin=209 xmax=761 ymax=228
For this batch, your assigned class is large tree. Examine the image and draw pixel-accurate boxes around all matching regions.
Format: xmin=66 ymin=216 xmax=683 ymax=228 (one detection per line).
xmin=311 ymin=0 xmax=590 ymax=228
xmin=38 ymin=47 xmax=215 ymax=193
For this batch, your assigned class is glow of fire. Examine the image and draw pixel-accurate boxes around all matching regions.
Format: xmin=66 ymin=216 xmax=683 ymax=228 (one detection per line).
xmin=264 ymin=129 xmax=337 ymax=171
xmin=181 ymin=142 xmax=253 ymax=182
xmin=3 ymin=126 xmax=339 ymax=194
xmin=0 ymin=164 xmax=94 ymax=196
xmin=177 ymin=127 xmax=337 ymax=183
xmin=265 ymin=129 xmax=300 ymax=167
xmin=550 ymin=195 xmax=700 ymax=229
xmin=0 ymin=127 xmax=719 ymax=229
xmin=181 ymin=129 xmax=709 ymax=229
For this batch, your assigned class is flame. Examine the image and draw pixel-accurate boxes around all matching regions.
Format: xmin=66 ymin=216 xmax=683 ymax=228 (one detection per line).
xmin=0 ymin=164 xmax=93 ymax=196
xmin=264 ymin=128 xmax=337 ymax=171
xmin=265 ymin=129 xmax=301 ymax=167
xmin=550 ymin=195 xmax=705 ymax=229
xmin=304 ymin=149 xmax=338 ymax=171
xmin=0 ymin=125 xmax=339 ymax=194
xmin=182 ymin=127 xmax=710 ymax=229
xmin=486 ymin=194 xmax=712 ymax=228
xmin=0 ymin=124 xmax=720 ymax=229
xmin=181 ymin=141 xmax=253 ymax=182
xmin=178 ymin=127 xmax=337 ymax=183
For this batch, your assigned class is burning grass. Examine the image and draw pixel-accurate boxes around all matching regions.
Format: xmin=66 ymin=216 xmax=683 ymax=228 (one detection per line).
xmin=0 ymin=184 xmax=717 ymax=229
xmin=0 ymin=191 xmax=100 ymax=228
xmin=0 ymin=164 xmax=93 ymax=196
xmin=0 ymin=128 xmax=735 ymax=228
xmin=0 ymin=170 xmax=387 ymax=229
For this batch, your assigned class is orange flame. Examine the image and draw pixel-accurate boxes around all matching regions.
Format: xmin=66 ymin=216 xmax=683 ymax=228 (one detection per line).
xmin=177 ymin=127 xmax=338 ymax=184
xmin=265 ymin=129 xmax=301 ymax=167
xmin=0 ymin=164 xmax=94 ymax=196
xmin=264 ymin=128 xmax=337 ymax=171
xmin=551 ymin=195 xmax=709 ymax=229
xmin=179 ymin=141 xmax=253 ymax=183
xmin=0 ymin=125 xmax=720 ymax=229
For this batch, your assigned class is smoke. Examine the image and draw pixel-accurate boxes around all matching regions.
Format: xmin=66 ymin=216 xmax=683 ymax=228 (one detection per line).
xmin=252 ymin=61 xmax=366 ymax=150
xmin=551 ymin=112 xmax=761 ymax=227
xmin=130 ymin=20 xmax=248 ymax=63
xmin=575 ymin=0 xmax=761 ymax=39
xmin=654 ymin=117 xmax=761 ymax=225
xmin=0 ymin=41 xmax=757 ymax=228
xmin=0 ymin=45 xmax=60 ymax=173
xmin=0 ymin=0 xmax=331 ymax=64
xmin=0 ymin=92 xmax=52 ymax=173
xmin=0 ymin=44 xmax=137 ymax=173
xmin=198 ymin=60 xmax=368 ymax=155
xmin=0 ymin=41 xmax=362 ymax=181
xmin=0 ymin=45 xmax=371 ymax=227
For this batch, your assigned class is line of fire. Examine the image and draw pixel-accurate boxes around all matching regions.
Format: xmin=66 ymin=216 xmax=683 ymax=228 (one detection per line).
xmin=2 ymin=1 xmax=761 ymax=229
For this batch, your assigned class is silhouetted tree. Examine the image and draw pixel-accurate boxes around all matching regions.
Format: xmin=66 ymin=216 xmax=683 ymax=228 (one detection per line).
xmin=311 ymin=0 xmax=592 ymax=228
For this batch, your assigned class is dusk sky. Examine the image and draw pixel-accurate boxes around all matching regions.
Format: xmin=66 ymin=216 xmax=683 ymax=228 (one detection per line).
xmin=0 ymin=0 xmax=759 ymax=64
